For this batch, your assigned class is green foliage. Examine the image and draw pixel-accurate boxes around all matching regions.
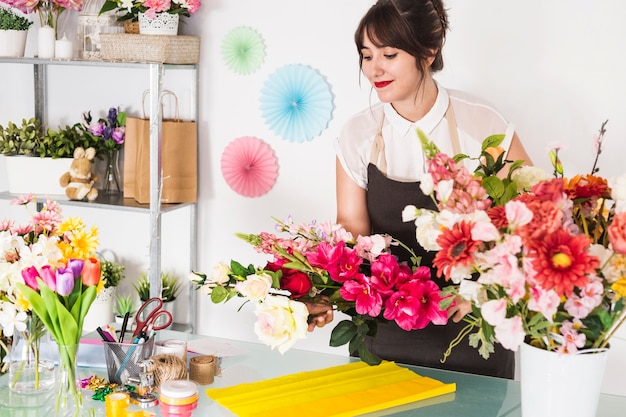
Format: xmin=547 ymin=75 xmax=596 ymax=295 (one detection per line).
xmin=113 ymin=294 xmax=136 ymax=317
xmin=0 ymin=7 xmax=33 ymax=31
xmin=0 ymin=118 xmax=98 ymax=158
xmin=100 ymin=258 xmax=126 ymax=288
xmin=133 ymin=271 xmax=182 ymax=302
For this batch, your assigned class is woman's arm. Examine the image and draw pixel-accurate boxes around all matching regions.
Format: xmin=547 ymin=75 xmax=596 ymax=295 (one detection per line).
xmin=336 ymin=157 xmax=370 ymax=238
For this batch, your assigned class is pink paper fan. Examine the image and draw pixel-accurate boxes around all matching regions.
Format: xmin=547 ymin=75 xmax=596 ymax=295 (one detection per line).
xmin=221 ymin=136 xmax=279 ymax=197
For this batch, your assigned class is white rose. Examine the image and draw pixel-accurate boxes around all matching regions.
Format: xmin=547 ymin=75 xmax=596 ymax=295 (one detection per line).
xmin=235 ymin=273 xmax=273 ymax=302
xmin=254 ymin=295 xmax=308 ymax=354
xmin=209 ymin=262 xmax=231 ymax=285
xmin=511 ymin=166 xmax=551 ymax=192
xmin=609 ymin=174 xmax=626 ymax=213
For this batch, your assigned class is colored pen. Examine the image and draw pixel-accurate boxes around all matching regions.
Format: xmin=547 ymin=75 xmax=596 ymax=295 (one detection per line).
xmin=114 ymin=335 xmax=146 ymax=382
xmin=96 ymin=326 xmax=116 ymax=343
xmin=119 ymin=311 xmax=130 ymax=343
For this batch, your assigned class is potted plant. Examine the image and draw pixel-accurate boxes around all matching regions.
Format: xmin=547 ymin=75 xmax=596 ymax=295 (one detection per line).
xmin=133 ymin=271 xmax=182 ymax=303
xmin=0 ymin=7 xmax=32 ymax=57
xmin=0 ymin=117 xmax=100 ymax=195
xmin=98 ymin=0 xmax=201 ymax=35
xmin=113 ymin=294 xmax=137 ymax=323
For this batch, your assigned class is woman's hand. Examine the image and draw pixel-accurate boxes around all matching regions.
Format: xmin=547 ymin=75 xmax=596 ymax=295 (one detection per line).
xmin=304 ymin=296 xmax=334 ymax=332
xmin=448 ymin=295 xmax=472 ymax=323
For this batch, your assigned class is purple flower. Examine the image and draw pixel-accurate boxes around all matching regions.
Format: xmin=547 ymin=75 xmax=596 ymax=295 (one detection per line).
xmin=112 ymin=127 xmax=125 ymax=144
xmin=88 ymin=122 xmax=105 ymax=136
xmin=67 ymin=258 xmax=84 ymax=278
xmin=102 ymin=126 xmax=112 ymax=141
xmin=107 ymin=107 xmax=118 ymax=127
xmin=55 ymin=267 xmax=76 ymax=296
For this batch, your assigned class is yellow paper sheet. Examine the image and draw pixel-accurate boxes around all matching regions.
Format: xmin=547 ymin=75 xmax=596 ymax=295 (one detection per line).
xmin=205 ymin=361 xmax=456 ymax=417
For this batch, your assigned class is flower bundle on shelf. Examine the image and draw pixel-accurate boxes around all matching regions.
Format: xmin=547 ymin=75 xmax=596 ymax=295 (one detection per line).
xmin=1 ymin=0 xmax=84 ymax=35
xmin=403 ymin=121 xmax=626 ymax=361
xmin=98 ymin=0 xmax=201 ymax=22
xmin=190 ymin=217 xmax=449 ymax=365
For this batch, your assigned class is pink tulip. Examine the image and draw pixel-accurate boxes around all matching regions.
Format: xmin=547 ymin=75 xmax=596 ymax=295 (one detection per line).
xmin=21 ymin=266 xmax=39 ymax=290
xmin=39 ymin=265 xmax=56 ymax=291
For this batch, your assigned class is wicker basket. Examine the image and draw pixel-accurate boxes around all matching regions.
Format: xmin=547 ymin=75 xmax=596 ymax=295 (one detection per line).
xmin=99 ymin=33 xmax=200 ymax=64
xmin=124 ymin=21 xmax=139 ymax=34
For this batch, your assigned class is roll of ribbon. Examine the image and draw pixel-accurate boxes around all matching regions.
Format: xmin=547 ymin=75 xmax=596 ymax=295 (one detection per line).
xmin=105 ymin=392 xmax=130 ymax=417
xmin=189 ymin=355 xmax=216 ymax=385
xmin=160 ymin=380 xmax=198 ymax=417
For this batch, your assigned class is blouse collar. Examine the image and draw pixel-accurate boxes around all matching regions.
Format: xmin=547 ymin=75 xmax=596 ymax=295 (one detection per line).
xmin=383 ymin=83 xmax=448 ymax=137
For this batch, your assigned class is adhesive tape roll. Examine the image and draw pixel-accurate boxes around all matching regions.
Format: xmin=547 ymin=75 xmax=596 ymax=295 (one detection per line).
xmin=155 ymin=339 xmax=188 ymax=361
xmin=105 ymin=392 xmax=130 ymax=417
xmin=160 ymin=379 xmax=198 ymax=399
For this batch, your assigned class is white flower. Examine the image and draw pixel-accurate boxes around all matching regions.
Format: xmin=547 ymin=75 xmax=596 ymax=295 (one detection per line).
xmin=235 ymin=273 xmax=273 ymax=302
xmin=209 ymin=262 xmax=231 ymax=285
xmin=609 ymin=174 xmax=626 ymax=213
xmin=436 ymin=179 xmax=454 ymax=203
xmin=253 ymin=295 xmax=308 ymax=354
xmin=0 ymin=303 xmax=27 ymax=337
xmin=401 ymin=205 xmax=420 ymax=223
xmin=511 ymin=166 xmax=551 ymax=192
xmin=413 ymin=211 xmax=441 ymax=251
xmin=419 ymin=173 xmax=434 ymax=195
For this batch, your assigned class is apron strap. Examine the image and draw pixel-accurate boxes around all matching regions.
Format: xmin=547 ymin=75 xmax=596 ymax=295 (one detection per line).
xmin=370 ymin=99 xmax=461 ymax=176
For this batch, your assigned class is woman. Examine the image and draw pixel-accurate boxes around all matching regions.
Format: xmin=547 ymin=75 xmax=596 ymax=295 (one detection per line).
xmin=311 ymin=0 xmax=532 ymax=379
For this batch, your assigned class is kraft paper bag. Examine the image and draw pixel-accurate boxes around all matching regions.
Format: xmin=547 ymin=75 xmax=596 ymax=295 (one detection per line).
xmin=123 ymin=90 xmax=197 ymax=203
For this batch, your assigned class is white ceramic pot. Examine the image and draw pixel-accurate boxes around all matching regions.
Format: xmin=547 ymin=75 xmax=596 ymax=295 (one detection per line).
xmin=138 ymin=12 xmax=179 ymax=36
xmin=3 ymin=155 xmax=72 ymax=196
xmin=83 ymin=287 xmax=117 ymax=333
xmin=520 ymin=342 xmax=609 ymax=417
xmin=37 ymin=26 xmax=55 ymax=58
xmin=0 ymin=29 xmax=28 ymax=57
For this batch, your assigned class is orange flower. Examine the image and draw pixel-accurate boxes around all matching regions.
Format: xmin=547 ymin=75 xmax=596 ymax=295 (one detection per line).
xmin=81 ymin=257 xmax=101 ymax=287
xmin=565 ymin=174 xmax=611 ymax=200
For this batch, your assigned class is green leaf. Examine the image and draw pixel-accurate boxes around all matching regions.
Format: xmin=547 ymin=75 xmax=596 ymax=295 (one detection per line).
xmin=230 ymin=260 xmax=251 ymax=277
xmin=329 ymin=320 xmax=357 ymax=347
xmin=482 ymin=176 xmax=505 ymax=200
xmin=56 ymin=298 xmax=79 ymax=346
xmin=358 ymin=343 xmax=382 ymax=366
xmin=481 ymin=134 xmax=505 ymax=151
xmin=210 ymin=286 xmax=229 ymax=303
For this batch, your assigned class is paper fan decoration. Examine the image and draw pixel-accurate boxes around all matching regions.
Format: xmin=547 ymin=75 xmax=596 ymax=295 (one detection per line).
xmin=221 ymin=136 xmax=278 ymax=198
xmin=259 ymin=64 xmax=334 ymax=143
xmin=221 ymin=27 xmax=266 ymax=75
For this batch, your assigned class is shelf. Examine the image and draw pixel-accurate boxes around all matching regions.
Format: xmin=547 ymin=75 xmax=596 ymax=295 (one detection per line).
xmin=0 ymin=56 xmax=197 ymax=70
xmin=0 ymin=191 xmax=195 ymax=213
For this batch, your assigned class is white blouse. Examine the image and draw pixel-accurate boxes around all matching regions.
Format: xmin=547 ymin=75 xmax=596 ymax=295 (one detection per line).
xmin=335 ymin=84 xmax=516 ymax=189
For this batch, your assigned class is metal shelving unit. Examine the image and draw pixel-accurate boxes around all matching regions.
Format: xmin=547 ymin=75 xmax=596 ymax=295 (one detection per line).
xmin=0 ymin=57 xmax=198 ymax=333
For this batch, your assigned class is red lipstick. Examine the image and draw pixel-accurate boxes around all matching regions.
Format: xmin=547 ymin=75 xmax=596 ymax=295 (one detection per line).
xmin=374 ymin=81 xmax=392 ymax=88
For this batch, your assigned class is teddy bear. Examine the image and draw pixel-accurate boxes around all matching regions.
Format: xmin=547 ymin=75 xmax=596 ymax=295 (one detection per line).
xmin=59 ymin=147 xmax=99 ymax=201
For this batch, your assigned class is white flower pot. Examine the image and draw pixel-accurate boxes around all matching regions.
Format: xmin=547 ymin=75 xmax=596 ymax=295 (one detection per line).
xmin=83 ymin=287 xmax=117 ymax=333
xmin=3 ymin=155 xmax=71 ymax=196
xmin=138 ymin=13 xmax=179 ymax=36
xmin=520 ymin=342 xmax=609 ymax=417
xmin=0 ymin=29 xmax=28 ymax=57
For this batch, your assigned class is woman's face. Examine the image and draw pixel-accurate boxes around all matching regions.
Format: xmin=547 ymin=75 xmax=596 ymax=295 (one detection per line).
xmin=360 ymin=33 xmax=423 ymax=105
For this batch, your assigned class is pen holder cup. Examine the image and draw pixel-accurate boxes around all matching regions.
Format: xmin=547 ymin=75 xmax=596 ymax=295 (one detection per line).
xmin=103 ymin=338 xmax=155 ymax=385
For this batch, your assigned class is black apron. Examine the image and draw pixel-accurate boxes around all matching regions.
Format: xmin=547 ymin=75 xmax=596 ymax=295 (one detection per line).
xmin=362 ymin=105 xmax=515 ymax=380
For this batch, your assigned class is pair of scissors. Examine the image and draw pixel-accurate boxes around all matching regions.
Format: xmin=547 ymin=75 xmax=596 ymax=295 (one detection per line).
xmin=132 ymin=297 xmax=173 ymax=339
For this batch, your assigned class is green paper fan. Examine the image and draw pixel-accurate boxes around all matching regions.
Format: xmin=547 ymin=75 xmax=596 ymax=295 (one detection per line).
xmin=221 ymin=27 xmax=266 ymax=75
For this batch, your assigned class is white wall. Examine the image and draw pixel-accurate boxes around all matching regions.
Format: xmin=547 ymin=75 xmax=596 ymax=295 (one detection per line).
xmin=2 ymin=0 xmax=626 ymax=396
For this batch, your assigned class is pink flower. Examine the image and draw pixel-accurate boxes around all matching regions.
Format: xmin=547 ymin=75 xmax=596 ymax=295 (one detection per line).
xmin=185 ymin=0 xmax=201 ymax=14
xmin=608 ymin=212 xmax=626 ymax=255
xmin=340 ymin=276 xmax=382 ymax=317
xmin=306 ymin=241 xmax=345 ymax=282
xmin=494 ymin=316 xmax=525 ymax=351
xmin=383 ymin=279 xmax=447 ymax=330
xmin=39 ymin=265 xmax=57 ymax=291
xmin=480 ymin=299 xmax=507 ymax=327
xmin=21 ymin=266 xmax=39 ymax=290
xmin=142 ymin=0 xmax=172 ymax=18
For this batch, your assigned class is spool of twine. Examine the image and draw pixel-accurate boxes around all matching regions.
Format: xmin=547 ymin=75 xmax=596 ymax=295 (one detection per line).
xmin=149 ymin=354 xmax=188 ymax=387
xmin=189 ymin=355 xmax=216 ymax=385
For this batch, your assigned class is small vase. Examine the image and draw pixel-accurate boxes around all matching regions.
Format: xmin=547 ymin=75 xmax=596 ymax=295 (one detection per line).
xmin=520 ymin=342 xmax=609 ymax=417
xmin=102 ymin=149 xmax=121 ymax=193
xmin=138 ymin=12 xmax=179 ymax=35
xmin=8 ymin=315 xmax=56 ymax=394
xmin=55 ymin=343 xmax=82 ymax=417
xmin=38 ymin=26 xmax=56 ymax=58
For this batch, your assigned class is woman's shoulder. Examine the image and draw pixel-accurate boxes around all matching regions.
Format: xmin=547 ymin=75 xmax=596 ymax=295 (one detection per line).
xmin=446 ymin=88 xmax=510 ymax=124
xmin=340 ymin=102 xmax=385 ymax=138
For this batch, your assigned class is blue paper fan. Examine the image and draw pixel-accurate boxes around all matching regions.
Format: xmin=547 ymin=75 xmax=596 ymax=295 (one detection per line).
xmin=259 ymin=64 xmax=334 ymax=143
xmin=221 ymin=27 xmax=266 ymax=75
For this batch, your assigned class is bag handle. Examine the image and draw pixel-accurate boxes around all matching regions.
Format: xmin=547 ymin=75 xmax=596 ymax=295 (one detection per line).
xmin=141 ymin=89 xmax=181 ymax=121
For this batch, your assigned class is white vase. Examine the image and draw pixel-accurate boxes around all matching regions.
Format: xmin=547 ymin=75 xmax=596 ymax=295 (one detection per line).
xmin=82 ymin=287 xmax=117 ymax=333
xmin=3 ymin=155 xmax=71 ymax=195
xmin=138 ymin=13 xmax=179 ymax=35
xmin=37 ymin=26 xmax=55 ymax=58
xmin=0 ymin=30 xmax=28 ymax=57
xmin=520 ymin=342 xmax=608 ymax=417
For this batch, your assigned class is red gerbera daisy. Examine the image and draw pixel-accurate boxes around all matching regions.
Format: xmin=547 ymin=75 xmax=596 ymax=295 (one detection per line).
xmin=528 ymin=228 xmax=599 ymax=296
xmin=433 ymin=220 xmax=479 ymax=280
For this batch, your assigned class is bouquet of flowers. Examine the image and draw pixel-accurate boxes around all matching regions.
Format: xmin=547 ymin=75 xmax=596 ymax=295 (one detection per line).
xmin=0 ymin=194 xmax=101 ymax=414
xmin=80 ymin=107 xmax=126 ymax=155
xmin=98 ymin=0 xmax=201 ymax=22
xmin=403 ymin=121 xmax=626 ymax=361
xmin=1 ymin=0 xmax=83 ymax=33
xmin=190 ymin=217 xmax=448 ymax=365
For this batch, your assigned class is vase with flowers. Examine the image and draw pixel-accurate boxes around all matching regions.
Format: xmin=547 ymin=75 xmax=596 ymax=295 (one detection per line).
xmin=0 ymin=194 xmax=101 ymax=416
xmin=80 ymin=107 xmax=126 ymax=193
xmin=403 ymin=121 xmax=625 ymax=417
xmin=0 ymin=0 xmax=83 ymax=57
xmin=98 ymin=0 xmax=201 ymax=35
xmin=190 ymin=217 xmax=449 ymax=365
